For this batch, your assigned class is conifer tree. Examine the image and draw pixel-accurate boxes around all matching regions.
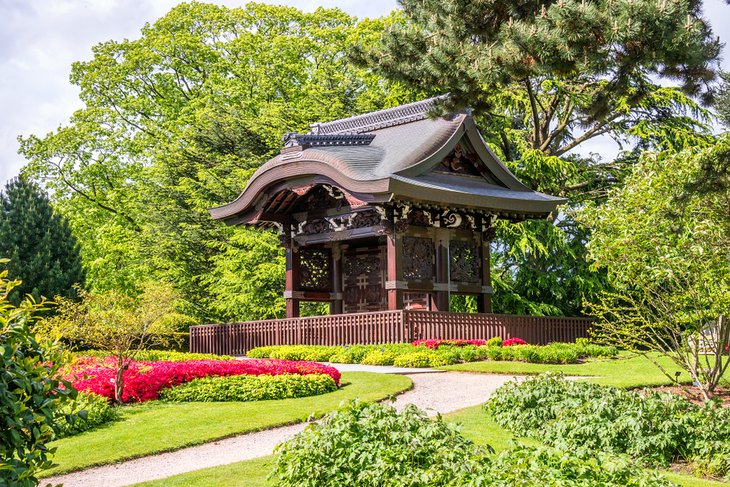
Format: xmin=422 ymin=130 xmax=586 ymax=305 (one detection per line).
xmin=0 ymin=177 xmax=84 ymax=305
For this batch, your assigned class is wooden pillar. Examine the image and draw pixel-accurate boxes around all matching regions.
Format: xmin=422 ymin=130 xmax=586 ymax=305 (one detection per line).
xmin=285 ymin=244 xmax=300 ymax=318
xmin=477 ymin=228 xmax=494 ymax=314
xmin=386 ymin=230 xmax=403 ymax=310
xmin=331 ymin=243 xmax=343 ymax=315
xmin=432 ymin=228 xmax=450 ymax=311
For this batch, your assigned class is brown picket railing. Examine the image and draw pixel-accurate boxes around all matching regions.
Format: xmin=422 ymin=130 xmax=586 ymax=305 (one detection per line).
xmin=190 ymin=310 xmax=592 ymax=356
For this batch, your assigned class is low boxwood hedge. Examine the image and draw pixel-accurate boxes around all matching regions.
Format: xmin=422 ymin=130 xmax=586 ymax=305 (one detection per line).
xmin=247 ymin=340 xmax=617 ymax=367
xmin=486 ymin=373 xmax=730 ymax=479
xmin=159 ymin=373 xmax=337 ymax=402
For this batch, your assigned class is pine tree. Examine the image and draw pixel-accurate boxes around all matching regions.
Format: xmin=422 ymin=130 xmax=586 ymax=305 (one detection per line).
xmin=0 ymin=177 xmax=84 ymax=305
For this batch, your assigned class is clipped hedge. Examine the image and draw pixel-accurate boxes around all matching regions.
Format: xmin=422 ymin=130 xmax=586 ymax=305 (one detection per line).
xmin=486 ymin=373 xmax=730 ymax=479
xmin=159 ymin=373 xmax=337 ymax=402
xmin=271 ymin=400 xmax=673 ymax=487
xmin=54 ymin=392 xmax=120 ymax=438
xmin=248 ymin=340 xmax=618 ymax=367
xmin=79 ymin=350 xmax=236 ymax=361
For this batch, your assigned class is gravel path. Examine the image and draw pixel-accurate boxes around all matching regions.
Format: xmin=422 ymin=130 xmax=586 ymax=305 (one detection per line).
xmin=45 ymin=372 xmax=521 ymax=487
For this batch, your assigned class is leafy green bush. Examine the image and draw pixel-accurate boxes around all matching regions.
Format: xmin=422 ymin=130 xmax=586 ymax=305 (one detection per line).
xmin=0 ymin=268 xmax=76 ymax=487
xmin=481 ymin=445 xmax=674 ymax=487
xmin=55 ymin=392 xmax=120 ymax=438
xmin=393 ymin=352 xmax=432 ymax=368
xmin=159 ymin=373 xmax=337 ymax=402
xmin=361 ymin=350 xmax=397 ymax=366
xmin=271 ymin=401 xmax=487 ymax=486
xmin=270 ymin=400 xmax=674 ymax=487
xmin=486 ymin=336 xmax=503 ymax=347
xmin=81 ymin=349 xmax=236 ymax=361
xmin=485 ymin=373 xmax=730 ymax=477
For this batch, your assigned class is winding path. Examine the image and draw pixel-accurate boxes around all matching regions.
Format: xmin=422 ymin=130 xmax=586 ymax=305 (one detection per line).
xmin=45 ymin=369 xmax=521 ymax=487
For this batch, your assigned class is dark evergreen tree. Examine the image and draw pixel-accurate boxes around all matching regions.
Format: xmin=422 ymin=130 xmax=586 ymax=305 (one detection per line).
xmin=354 ymin=0 xmax=721 ymax=316
xmin=717 ymin=72 xmax=730 ymax=129
xmin=0 ymin=177 xmax=84 ymax=305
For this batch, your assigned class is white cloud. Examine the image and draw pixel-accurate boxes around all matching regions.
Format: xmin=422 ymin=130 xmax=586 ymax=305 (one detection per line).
xmin=0 ymin=0 xmax=726 ymax=185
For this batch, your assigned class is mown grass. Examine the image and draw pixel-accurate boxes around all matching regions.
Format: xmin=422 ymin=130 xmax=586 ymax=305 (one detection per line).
xmin=441 ymin=352 xmax=708 ymax=389
xmin=42 ymin=372 xmax=412 ymax=477
xmin=135 ymin=354 xmax=730 ymax=487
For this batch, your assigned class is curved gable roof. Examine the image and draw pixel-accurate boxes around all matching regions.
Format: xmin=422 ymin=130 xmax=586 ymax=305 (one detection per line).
xmin=210 ymin=97 xmax=565 ymax=224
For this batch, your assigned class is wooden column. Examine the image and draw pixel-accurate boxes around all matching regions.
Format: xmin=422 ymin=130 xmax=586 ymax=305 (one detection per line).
xmin=285 ymin=242 xmax=300 ymax=318
xmin=331 ymin=243 xmax=343 ymax=315
xmin=477 ymin=228 xmax=494 ymax=313
xmin=386 ymin=230 xmax=403 ymax=310
xmin=432 ymin=228 xmax=450 ymax=311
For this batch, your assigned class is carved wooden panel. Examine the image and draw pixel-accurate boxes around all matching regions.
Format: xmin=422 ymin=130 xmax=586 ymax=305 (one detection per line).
xmin=449 ymin=240 xmax=481 ymax=283
xmin=402 ymin=236 xmax=434 ymax=281
xmin=299 ymin=248 xmax=332 ymax=291
xmin=343 ymin=251 xmax=386 ymax=313
xmin=403 ymin=292 xmax=430 ymax=311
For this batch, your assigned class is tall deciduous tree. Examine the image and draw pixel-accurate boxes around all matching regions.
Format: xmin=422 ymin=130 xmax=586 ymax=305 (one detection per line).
xmin=580 ymin=135 xmax=730 ymax=400
xmin=19 ymin=3 xmax=418 ymax=321
xmin=355 ymin=0 xmax=720 ymax=315
xmin=0 ymin=177 xmax=84 ymax=305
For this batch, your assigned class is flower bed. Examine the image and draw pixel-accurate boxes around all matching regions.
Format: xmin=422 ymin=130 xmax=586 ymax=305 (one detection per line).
xmin=248 ymin=340 xmax=618 ymax=367
xmin=502 ymin=337 xmax=527 ymax=346
xmin=64 ymin=356 xmax=340 ymax=403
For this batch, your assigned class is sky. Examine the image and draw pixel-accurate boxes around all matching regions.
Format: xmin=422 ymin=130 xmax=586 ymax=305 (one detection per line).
xmin=0 ymin=0 xmax=728 ymax=185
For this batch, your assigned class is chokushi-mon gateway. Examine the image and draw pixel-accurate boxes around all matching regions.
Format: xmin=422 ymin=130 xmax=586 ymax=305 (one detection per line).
xmin=191 ymin=97 xmax=591 ymax=355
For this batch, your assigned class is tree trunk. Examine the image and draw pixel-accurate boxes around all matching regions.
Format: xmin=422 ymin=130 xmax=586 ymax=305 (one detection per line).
xmin=115 ymin=355 xmax=125 ymax=405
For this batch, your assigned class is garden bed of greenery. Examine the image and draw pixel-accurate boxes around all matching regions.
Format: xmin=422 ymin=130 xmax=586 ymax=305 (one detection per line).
xmin=247 ymin=338 xmax=618 ymax=367
xmin=486 ymin=373 xmax=730 ymax=480
xmin=269 ymin=400 xmax=673 ymax=487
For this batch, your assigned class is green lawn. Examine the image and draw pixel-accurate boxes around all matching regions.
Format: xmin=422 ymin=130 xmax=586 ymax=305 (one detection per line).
xmin=42 ymin=371 xmax=412 ymax=477
xmin=441 ymin=352 xmax=706 ymax=388
xmin=137 ymin=403 xmax=728 ymax=487
xmin=134 ymin=354 xmax=730 ymax=487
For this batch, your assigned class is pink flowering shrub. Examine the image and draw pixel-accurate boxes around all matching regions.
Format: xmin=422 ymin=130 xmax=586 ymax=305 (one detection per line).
xmin=413 ymin=339 xmax=488 ymax=350
xmin=503 ymin=337 xmax=527 ymax=347
xmin=64 ymin=357 xmax=340 ymax=403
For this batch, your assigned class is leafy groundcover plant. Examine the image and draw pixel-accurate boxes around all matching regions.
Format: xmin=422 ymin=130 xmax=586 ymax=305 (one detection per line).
xmin=54 ymin=392 xmax=120 ymax=438
xmin=271 ymin=401 xmax=673 ymax=487
xmin=485 ymin=373 xmax=730 ymax=479
xmin=159 ymin=373 xmax=337 ymax=402
xmin=248 ymin=340 xmax=617 ymax=367
xmin=64 ymin=356 xmax=340 ymax=403
xmin=80 ymin=350 xmax=236 ymax=361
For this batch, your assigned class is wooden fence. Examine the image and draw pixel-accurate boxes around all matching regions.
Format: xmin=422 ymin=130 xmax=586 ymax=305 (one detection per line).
xmin=190 ymin=310 xmax=592 ymax=356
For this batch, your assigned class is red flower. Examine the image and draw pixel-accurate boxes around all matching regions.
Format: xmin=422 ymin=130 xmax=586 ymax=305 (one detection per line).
xmin=63 ymin=357 xmax=340 ymax=403
xmin=502 ymin=337 xmax=527 ymax=347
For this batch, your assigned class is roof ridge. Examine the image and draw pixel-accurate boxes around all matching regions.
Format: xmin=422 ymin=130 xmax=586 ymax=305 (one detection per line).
xmin=309 ymin=95 xmax=449 ymax=135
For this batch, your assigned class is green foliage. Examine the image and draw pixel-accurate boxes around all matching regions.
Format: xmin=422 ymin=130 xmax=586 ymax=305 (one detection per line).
xmin=355 ymin=0 xmax=719 ymax=317
xmin=0 ymin=265 xmax=76 ymax=486
xmin=485 ymin=336 xmax=503 ymax=347
xmin=271 ymin=400 xmax=674 ymax=487
xmin=580 ymin=135 xmax=730 ymax=400
xmin=392 ymin=352 xmax=432 ymax=368
xmin=248 ymin=342 xmax=617 ymax=366
xmin=716 ymin=72 xmax=730 ymax=129
xmin=271 ymin=401 xmax=487 ymax=487
xmin=20 ymin=2 xmax=419 ymax=322
xmin=0 ymin=178 xmax=84 ymax=306
xmin=54 ymin=393 xmax=120 ymax=439
xmin=159 ymin=373 xmax=336 ymax=402
xmin=45 ymin=282 xmax=190 ymax=404
xmin=79 ymin=349 xmax=235 ymax=362
xmin=486 ymin=373 xmax=730 ymax=477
